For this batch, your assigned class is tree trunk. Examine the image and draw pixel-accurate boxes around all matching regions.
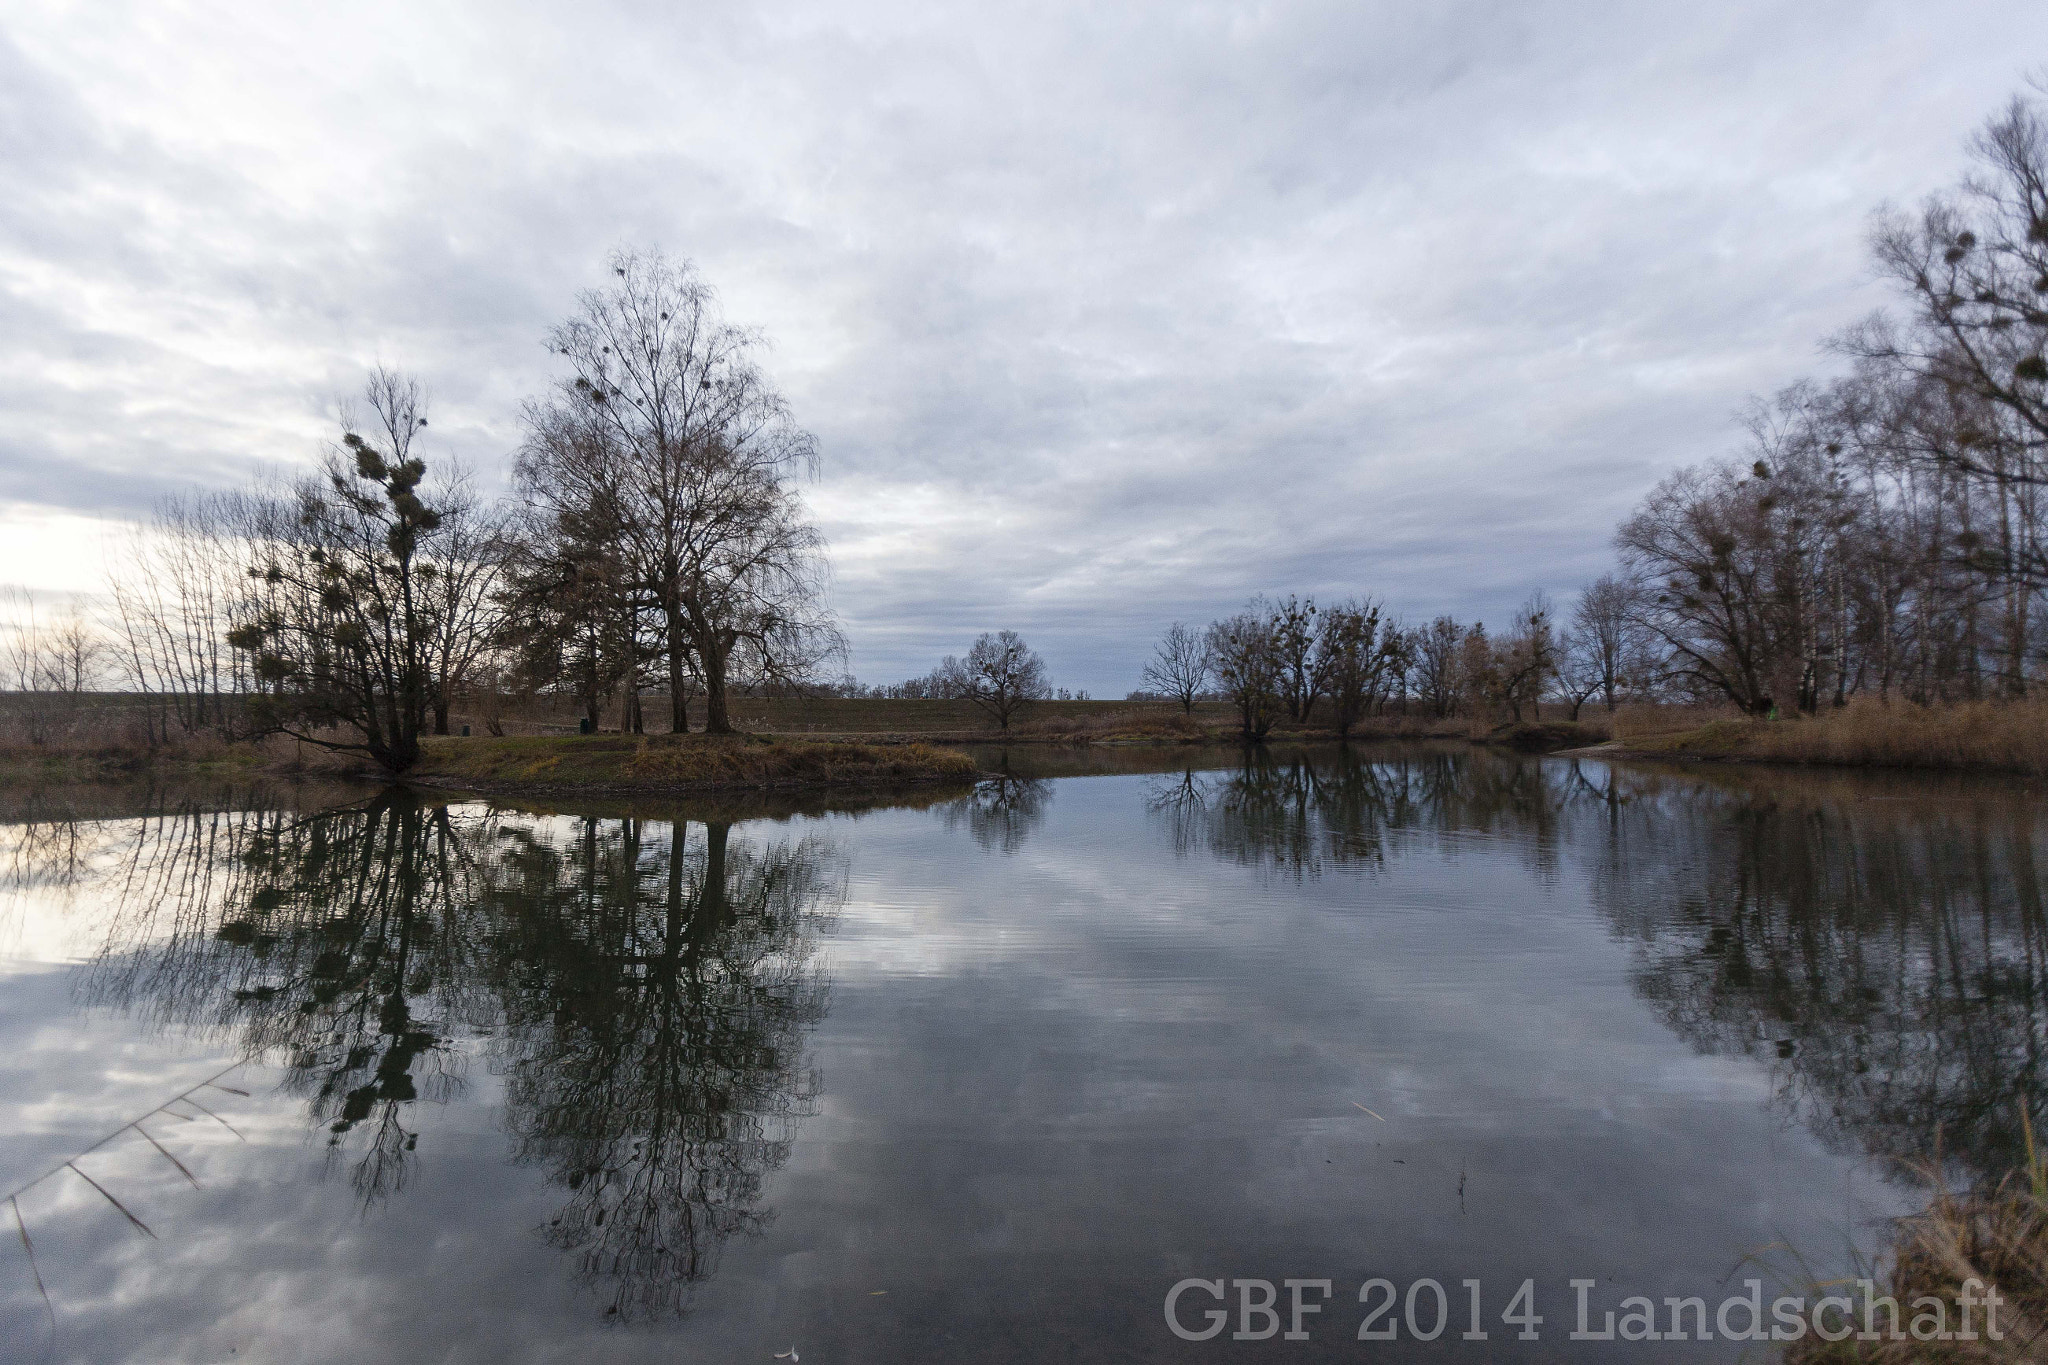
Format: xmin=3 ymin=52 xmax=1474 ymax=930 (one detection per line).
xmin=664 ymin=603 xmax=691 ymax=734
xmin=701 ymin=822 xmax=729 ymax=932
xmin=701 ymin=630 xmax=734 ymax=735
xmin=667 ymin=822 xmax=687 ymax=950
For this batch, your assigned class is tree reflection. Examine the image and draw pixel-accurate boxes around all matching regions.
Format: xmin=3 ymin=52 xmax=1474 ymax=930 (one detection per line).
xmin=47 ymin=752 xmax=2048 ymax=1303
xmin=81 ymin=791 xmax=485 ymax=1207
xmin=943 ymin=758 xmax=1051 ymax=853
xmin=1145 ymin=747 xmax=2048 ymax=1184
xmin=1146 ymin=745 xmax=1586 ymax=879
xmin=70 ymin=792 xmax=842 ymax=1317
xmin=1585 ymin=771 xmax=2048 ymax=1183
xmin=480 ymin=814 xmax=838 ymax=1320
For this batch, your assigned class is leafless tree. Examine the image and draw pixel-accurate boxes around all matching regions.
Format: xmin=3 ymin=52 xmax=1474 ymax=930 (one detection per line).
xmin=1268 ymin=595 xmax=1322 ymax=723
xmin=1491 ymin=595 xmax=1554 ymax=722
xmin=1616 ymin=389 xmax=1863 ymax=715
xmin=1140 ymin=621 xmax=1210 ymax=713
xmin=231 ymin=369 xmax=496 ymax=773
xmin=106 ymin=493 xmax=254 ymax=742
xmin=1843 ymin=86 xmax=2048 ymax=510
xmin=418 ymin=468 xmax=514 ymax=735
xmin=1316 ymin=598 xmax=1402 ymax=738
xmin=1205 ymin=607 xmax=1283 ymax=740
xmin=1458 ymin=622 xmax=1497 ymax=716
xmin=1 ymin=589 xmax=111 ymax=745
xmin=518 ymin=247 xmax=841 ymax=735
xmin=1410 ymin=616 xmax=1465 ymax=718
xmin=935 ymin=630 xmax=1049 ymax=730
xmin=1562 ymin=575 xmax=1640 ymax=714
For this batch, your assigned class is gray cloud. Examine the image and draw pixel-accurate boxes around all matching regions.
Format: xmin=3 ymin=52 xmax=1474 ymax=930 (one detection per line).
xmin=3 ymin=0 xmax=2045 ymax=689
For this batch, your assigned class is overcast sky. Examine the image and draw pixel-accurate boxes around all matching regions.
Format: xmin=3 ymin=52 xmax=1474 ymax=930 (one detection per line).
xmin=4 ymin=2 xmax=2046 ymax=692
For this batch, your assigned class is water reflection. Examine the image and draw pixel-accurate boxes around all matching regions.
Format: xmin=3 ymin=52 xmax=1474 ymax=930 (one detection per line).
xmin=1146 ymin=746 xmax=1581 ymax=878
xmin=69 ymin=791 xmax=842 ymax=1317
xmin=1585 ymin=769 xmax=2048 ymax=1185
xmin=12 ymin=749 xmax=2048 ymax=1355
xmin=82 ymin=796 xmax=483 ymax=1206
xmin=1149 ymin=746 xmax=2048 ymax=1183
xmin=942 ymin=759 xmax=1052 ymax=854
xmin=482 ymin=816 xmax=834 ymax=1320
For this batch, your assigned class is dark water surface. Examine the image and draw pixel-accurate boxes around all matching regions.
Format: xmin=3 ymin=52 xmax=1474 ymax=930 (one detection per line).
xmin=1 ymin=746 xmax=2041 ymax=1362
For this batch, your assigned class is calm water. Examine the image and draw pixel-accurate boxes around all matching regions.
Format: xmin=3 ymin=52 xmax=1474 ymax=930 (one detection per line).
xmin=0 ymin=746 xmax=2041 ymax=1362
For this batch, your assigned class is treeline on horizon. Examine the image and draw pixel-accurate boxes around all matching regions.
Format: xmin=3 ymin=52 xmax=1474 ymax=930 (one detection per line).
xmin=4 ymin=85 xmax=2048 ymax=768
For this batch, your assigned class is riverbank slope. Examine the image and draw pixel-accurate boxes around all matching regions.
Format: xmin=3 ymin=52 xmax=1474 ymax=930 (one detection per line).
xmin=1592 ymin=700 xmax=2048 ymax=776
xmin=405 ymin=732 xmax=979 ymax=799
xmin=0 ymin=731 xmax=981 ymax=799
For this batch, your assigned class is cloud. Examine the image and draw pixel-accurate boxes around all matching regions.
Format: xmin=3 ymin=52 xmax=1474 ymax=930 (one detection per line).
xmin=3 ymin=0 xmax=2045 ymax=690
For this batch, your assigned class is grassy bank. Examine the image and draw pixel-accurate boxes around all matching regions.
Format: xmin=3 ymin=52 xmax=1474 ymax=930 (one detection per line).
xmin=412 ymin=694 xmax=1618 ymax=749
xmin=406 ymin=732 xmax=978 ymax=799
xmin=0 ymin=700 xmax=1620 ymax=792
xmin=1785 ymin=1147 xmax=2048 ymax=1362
xmin=679 ymin=698 xmax=1611 ymax=750
xmin=0 ymin=730 xmax=323 ymax=785
xmin=1608 ymin=700 xmax=2048 ymax=775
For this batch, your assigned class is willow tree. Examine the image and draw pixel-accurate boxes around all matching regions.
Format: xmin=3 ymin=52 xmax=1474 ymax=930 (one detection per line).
xmin=517 ymin=249 xmax=841 ymax=734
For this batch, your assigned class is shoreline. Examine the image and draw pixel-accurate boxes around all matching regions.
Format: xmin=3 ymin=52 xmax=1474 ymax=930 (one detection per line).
xmin=14 ymin=708 xmax=2046 ymax=793
xmin=1566 ymin=711 xmax=2048 ymax=777
xmin=400 ymin=733 xmax=982 ymax=800
xmin=1569 ymin=741 xmax=2045 ymax=776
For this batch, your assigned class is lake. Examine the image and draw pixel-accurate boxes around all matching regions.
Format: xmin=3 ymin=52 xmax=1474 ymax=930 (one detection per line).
xmin=1 ymin=744 xmax=2039 ymax=1361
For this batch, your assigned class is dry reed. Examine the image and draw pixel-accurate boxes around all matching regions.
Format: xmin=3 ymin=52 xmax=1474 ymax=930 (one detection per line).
xmin=1643 ymin=699 xmax=2048 ymax=775
xmin=1787 ymin=1126 xmax=2048 ymax=1362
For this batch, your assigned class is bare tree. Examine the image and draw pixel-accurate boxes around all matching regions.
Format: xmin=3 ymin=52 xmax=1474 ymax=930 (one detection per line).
xmin=1493 ymin=595 xmax=1554 ymax=722
xmin=1615 ymin=394 xmax=1861 ymax=716
xmin=505 ymin=408 xmax=644 ymax=731
xmin=1 ymin=589 xmax=52 ymax=744
xmin=1564 ymin=574 xmax=1639 ymax=714
xmin=230 ymin=369 xmax=490 ymax=774
xmin=1268 ymin=595 xmax=1322 ymax=723
xmin=40 ymin=607 xmax=106 ymax=696
xmin=935 ymin=630 xmax=1049 ymax=730
xmin=1315 ymin=598 xmax=1402 ymax=738
xmin=418 ymin=468 xmax=513 ymax=735
xmin=1141 ymin=621 xmax=1209 ymax=713
xmin=1616 ymin=463 xmax=1787 ymax=715
xmin=1843 ymin=88 xmax=2048 ymax=512
xmin=1458 ymin=622 xmax=1497 ymax=717
xmin=1410 ymin=616 xmax=1465 ymax=718
xmin=1205 ymin=608 xmax=1283 ymax=740
xmin=1 ymin=590 xmax=111 ymax=745
xmin=519 ymin=248 xmax=841 ymax=735
xmin=106 ymin=493 xmax=254 ymax=742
